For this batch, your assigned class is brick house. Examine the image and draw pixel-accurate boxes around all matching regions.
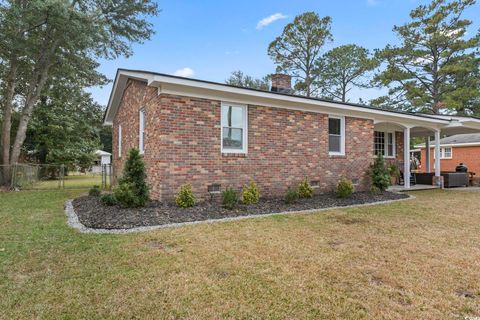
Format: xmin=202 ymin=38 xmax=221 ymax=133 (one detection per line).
xmin=417 ymin=133 xmax=480 ymax=175
xmin=103 ymin=69 xmax=480 ymax=201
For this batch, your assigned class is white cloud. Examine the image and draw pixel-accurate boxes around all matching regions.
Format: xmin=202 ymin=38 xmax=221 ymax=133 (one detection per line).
xmin=173 ymin=67 xmax=195 ymax=78
xmin=256 ymin=13 xmax=287 ymax=30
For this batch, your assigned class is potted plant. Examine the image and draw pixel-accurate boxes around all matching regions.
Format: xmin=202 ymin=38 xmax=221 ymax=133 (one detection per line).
xmin=388 ymin=164 xmax=400 ymax=186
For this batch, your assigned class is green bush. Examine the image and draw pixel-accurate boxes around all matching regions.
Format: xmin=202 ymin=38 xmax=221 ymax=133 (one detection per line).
xmin=242 ymin=180 xmax=260 ymax=205
xmin=88 ymin=185 xmax=101 ymax=197
xmin=114 ymin=182 xmax=141 ymax=208
xmin=222 ymin=187 xmax=238 ymax=210
xmin=298 ymin=178 xmax=314 ymax=198
xmin=285 ymin=187 xmax=299 ymax=204
xmin=370 ymin=185 xmax=381 ymax=194
xmin=370 ymin=154 xmax=390 ymax=191
xmin=388 ymin=164 xmax=400 ymax=178
xmin=114 ymin=148 xmax=149 ymax=207
xmin=175 ymin=184 xmax=196 ymax=208
xmin=101 ymin=194 xmax=117 ymax=206
xmin=336 ymin=178 xmax=354 ymax=198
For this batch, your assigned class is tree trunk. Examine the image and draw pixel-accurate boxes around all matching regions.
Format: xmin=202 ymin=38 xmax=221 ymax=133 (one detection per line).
xmin=1 ymin=60 xmax=19 ymax=184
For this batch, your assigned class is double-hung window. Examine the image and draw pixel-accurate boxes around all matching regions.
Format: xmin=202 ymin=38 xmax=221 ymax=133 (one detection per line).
xmin=374 ymin=131 xmax=395 ymax=158
xmin=221 ymin=102 xmax=247 ymax=153
xmin=328 ymin=116 xmax=345 ymax=155
xmin=118 ymin=125 xmax=122 ymax=158
xmin=139 ymin=109 xmax=145 ymax=154
xmin=436 ymin=147 xmax=452 ymax=159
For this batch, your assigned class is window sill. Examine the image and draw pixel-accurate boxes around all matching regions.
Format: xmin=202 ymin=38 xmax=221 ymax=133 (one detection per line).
xmin=329 ymin=153 xmax=346 ymax=159
xmin=221 ymin=152 xmax=247 ymax=158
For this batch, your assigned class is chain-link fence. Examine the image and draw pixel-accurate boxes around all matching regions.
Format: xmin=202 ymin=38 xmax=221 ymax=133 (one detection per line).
xmin=0 ymin=164 xmax=111 ymax=190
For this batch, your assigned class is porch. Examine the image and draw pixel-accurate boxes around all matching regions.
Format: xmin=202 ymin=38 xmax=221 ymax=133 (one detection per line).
xmin=373 ymin=115 xmax=480 ymax=190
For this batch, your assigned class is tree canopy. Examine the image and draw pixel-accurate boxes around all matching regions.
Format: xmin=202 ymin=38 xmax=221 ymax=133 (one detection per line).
xmin=372 ymin=0 xmax=480 ymax=114
xmin=315 ymin=44 xmax=378 ymax=102
xmin=225 ymin=70 xmax=270 ymax=90
xmin=268 ymin=12 xmax=332 ymax=97
xmin=0 ymin=0 xmax=158 ymax=178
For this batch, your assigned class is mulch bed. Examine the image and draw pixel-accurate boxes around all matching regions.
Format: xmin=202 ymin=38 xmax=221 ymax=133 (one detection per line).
xmin=72 ymin=191 xmax=409 ymax=230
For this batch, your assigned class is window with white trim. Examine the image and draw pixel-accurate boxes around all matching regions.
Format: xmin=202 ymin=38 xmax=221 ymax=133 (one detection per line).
xmin=434 ymin=147 xmax=452 ymax=159
xmin=374 ymin=131 xmax=395 ymax=158
xmin=221 ymin=102 xmax=247 ymax=153
xmin=139 ymin=109 xmax=145 ymax=154
xmin=118 ymin=125 xmax=122 ymax=158
xmin=328 ymin=116 xmax=345 ymax=155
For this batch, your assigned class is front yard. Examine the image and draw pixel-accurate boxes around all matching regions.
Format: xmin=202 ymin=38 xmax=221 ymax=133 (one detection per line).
xmin=1 ymin=189 xmax=479 ymax=319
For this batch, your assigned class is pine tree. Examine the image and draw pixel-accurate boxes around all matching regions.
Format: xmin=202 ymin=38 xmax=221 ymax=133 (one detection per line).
xmin=115 ymin=149 xmax=149 ymax=207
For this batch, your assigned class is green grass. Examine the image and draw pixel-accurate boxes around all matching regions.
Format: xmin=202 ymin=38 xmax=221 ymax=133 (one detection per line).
xmin=1 ymin=189 xmax=480 ymax=319
xmin=29 ymin=175 xmax=105 ymax=190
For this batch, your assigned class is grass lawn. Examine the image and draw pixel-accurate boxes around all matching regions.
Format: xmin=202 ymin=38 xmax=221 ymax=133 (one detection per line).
xmin=30 ymin=175 xmax=105 ymax=190
xmin=1 ymin=189 xmax=479 ymax=319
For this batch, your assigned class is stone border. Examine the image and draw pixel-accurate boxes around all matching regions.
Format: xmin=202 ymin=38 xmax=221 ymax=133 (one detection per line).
xmin=65 ymin=194 xmax=415 ymax=234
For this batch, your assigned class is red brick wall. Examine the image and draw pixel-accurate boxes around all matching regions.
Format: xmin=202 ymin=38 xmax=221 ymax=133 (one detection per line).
xmin=113 ymin=80 xmax=377 ymax=201
xmin=420 ymin=146 xmax=480 ymax=174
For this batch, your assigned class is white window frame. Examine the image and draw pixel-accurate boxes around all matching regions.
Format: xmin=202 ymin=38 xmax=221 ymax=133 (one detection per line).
xmin=118 ymin=125 xmax=122 ymax=158
xmin=435 ymin=147 xmax=453 ymax=159
xmin=139 ymin=109 xmax=145 ymax=154
xmin=374 ymin=130 xmax=396 ymax=159
xmin=220 ymin=102 xmax=248 ymax=154
xmin=328 ymin=115 xmax=345 ymax=156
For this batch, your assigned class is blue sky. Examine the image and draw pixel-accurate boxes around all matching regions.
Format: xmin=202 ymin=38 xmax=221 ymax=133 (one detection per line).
xmin=88 ymin=0 xmax=480 ymax=106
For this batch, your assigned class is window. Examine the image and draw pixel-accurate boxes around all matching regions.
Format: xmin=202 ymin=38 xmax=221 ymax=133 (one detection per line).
xmin=328 ymin=116 xmax=345 ymax=155
xmin=374 ymin=131 xmax=395 ymax=158
xmin=139 ymin=109 xmax=145 ymax=154
xmin=221 ymin=102 xmax=247 ymax=153
xmin=436 ymin=147 xmax=452 ymax=159
xmin=118 ymin=125 xmax=122 ymax=158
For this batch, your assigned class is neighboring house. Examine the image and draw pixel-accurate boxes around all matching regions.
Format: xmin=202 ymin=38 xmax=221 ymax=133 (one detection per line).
xmin=417 ymin=133 xmax=480 ymax=174
xmin=91 ymin=150 xmax=112 ymax=174
xmin=103 ymin=69 xmax=480 ymax=201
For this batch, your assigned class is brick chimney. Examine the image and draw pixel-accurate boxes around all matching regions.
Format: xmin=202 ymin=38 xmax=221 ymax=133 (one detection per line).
xmin=271 ymin=74 xmax=292 ymax=93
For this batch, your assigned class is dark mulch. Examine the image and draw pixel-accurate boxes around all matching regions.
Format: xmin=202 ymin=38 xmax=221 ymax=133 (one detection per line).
xmin=72 ymin=191 xmax=409 ymax=230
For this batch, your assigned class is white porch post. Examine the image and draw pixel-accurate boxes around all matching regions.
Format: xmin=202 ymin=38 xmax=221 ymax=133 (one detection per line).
xmin=425 ymin=136 xmax=431 ymax=173
xmin=404 ymin=127 xmax=411 ymax=189
xmin=434 ymin=129 xmax=441 ymax=177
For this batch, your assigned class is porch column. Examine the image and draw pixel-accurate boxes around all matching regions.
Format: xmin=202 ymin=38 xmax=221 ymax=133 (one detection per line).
xmin=404 ymin=127 xmax=411 ymax=189
xmin=425 ymin=136 xmax=431 ymax=173
xmin=434 ymin=129 xmax=441 ymax=177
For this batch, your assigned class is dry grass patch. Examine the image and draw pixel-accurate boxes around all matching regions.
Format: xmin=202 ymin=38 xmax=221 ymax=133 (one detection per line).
xmin=1 ymin=189 xmax=479 ymax=319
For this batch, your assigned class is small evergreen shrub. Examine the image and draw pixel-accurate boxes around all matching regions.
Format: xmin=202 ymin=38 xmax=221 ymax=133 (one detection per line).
xmin=370 ymin=185 xmax=381 ymax=194
xmin=336 ymin=178 xmax=354 ymax=198
xmin=370 ymin=154 xmax=391 ymax=191
xmin=114 ymin=148 xmax=149 ymax=207
xmin=114 ymin=182 xmax=140 ymax=208
xmin=222 ymin=187 xmax=238 ymax=210
xmin=298 ymin=178 xmax=314 ymax=198
xmin=88 ymin=185 xmax=101 ymax=197
xmin=176 ymin=184 xmax=196 ymax=208
xmin=285 ymin=187 xmax=299 ymax=204
xmin=242 ymin=180 xmax=260 ymax=205
xmin=101 ymin=194 xmax=117 ymax=206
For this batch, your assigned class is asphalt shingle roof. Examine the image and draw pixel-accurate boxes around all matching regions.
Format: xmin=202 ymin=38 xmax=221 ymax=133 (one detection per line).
xmin=439 ymin=133 xmax=480 ymax=145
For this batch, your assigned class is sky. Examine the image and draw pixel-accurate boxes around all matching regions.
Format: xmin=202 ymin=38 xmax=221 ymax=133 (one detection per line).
xmin=88 ymin=0 xmax=480 ymax=106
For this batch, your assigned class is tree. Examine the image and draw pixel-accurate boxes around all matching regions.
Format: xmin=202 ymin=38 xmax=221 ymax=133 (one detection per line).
xmin=24 ymin=87 xmax=104 ymax=171
xmin=114 ymin=148 xmax=149 ymax=207
xmin=315 ymin=44 xmax=378 ymax=102
xmin=268 ymin=12 xmax=332 ymax=97
xmin=372 ymin=0 xmax=480 ymax=114
xmin=0 ymin=0 xmax=158 ymax=184
xmin=225 ymin=70 xmax=270 ymax=90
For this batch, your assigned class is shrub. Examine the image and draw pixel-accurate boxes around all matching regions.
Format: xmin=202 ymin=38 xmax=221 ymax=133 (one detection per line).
xmin=298 ymin=178 xmax=314 ymax=198
xmin=114 ymin=149 xmax=149 ymax=207
xmin=176 ymin=184 xmax=196 ymax=208
xmin=370 ymin=154 xmax=390 ymax=191
xmin=285 ymin=187 xmax=299 ymax=204
xmin=114 ymin=182 xmax=140 ymax=208
xmin=222 ymin=187 xmax=238 ymax=210
xmin=242 ymin=180 xmax=260 ymax=205
xmin=101 ymin=194 xmax=117 ymax=206
xmin=88 ymin=185 xmax=101 ymax=197
xmin=370 ymin=185 xmax=381 ymax=194
xmin=336 ymin=178 xmax=354 ymax=198
xmin=388 ymin=164 xmax=400 ymax=178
